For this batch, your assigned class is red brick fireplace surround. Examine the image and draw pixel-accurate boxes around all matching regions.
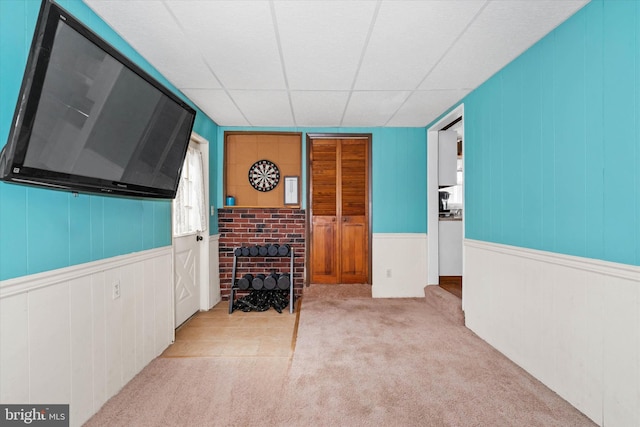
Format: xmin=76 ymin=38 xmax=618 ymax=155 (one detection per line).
xmin=218 ymin=208 xmax=306 ymax=300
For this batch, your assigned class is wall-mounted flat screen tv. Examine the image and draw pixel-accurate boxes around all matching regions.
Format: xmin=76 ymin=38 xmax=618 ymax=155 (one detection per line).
xmin=0 ymin=0 xmax=196 ymax=199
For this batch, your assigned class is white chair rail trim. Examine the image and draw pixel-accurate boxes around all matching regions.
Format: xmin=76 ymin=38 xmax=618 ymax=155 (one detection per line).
xmin=465 ymin=239 xmax=640 ymax=282
xmin=0 ymin=246 xmax=172 ymax=299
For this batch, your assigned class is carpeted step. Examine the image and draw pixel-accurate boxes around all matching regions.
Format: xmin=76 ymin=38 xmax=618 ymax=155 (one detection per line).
xmin=304 ymin=283 xmax=372 ymax=299
xmin=423 ymin=285 xmax=465 ymax=325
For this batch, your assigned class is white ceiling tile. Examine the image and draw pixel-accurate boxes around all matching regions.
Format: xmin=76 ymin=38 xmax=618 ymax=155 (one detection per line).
xmin=84 ymin=0 xmax=219 ymax=89
xmin=165 ymin=0 xmax=285 ymax=90
xmin=84 ymin=0 xmax=589 ymax=127
xmin=181 ymin=89 xmax=249 ymax=127
xmin=229 ymin=91 xmax=294 ymax=127
xmin=356 ymin=1 xmax=486 ymax=91
xmin=342 ymin=91 xmax=411 ymax=127
xmin=420 ymin=0 xmax=588 ymax=90
xmin=274 ymin=1 xmax=377 ymax=90
xmin=386 ymin=90 xmax=470 ymax=127
xmin=290 ymin=91 xmax=350 ymax=127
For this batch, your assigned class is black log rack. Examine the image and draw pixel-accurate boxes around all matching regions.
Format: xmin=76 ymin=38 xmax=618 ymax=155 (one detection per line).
xmin=228 ymin=245 xmax=295 ymax=314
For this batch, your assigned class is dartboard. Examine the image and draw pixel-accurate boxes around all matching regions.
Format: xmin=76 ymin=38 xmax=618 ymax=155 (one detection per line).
xmin=248 ymin=159 xmax=280 ymax=192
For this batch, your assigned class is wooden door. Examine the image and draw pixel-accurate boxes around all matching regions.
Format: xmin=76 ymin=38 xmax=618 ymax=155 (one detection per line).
xmin=310 ymin=137 xmax=369 ymax=284
xmin=339 ymin=140 xmax=368 ymax=283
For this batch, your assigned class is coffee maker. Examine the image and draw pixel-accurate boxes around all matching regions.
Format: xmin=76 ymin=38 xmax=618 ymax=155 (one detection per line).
xmin=438 ymin=191 xmax=450 ymax=213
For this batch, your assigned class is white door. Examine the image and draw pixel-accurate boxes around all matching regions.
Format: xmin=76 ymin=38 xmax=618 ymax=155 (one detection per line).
xmin=173 ymin=138 xmax=207 ymax=326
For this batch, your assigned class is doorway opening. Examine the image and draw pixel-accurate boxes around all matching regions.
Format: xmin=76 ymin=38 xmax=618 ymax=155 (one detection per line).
xmin=427 ymin=105 xmax=464 ymax=303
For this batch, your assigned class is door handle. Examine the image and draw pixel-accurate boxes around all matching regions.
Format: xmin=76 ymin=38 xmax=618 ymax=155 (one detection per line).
xmin=196 ymin=235 xmax=203 ymax=242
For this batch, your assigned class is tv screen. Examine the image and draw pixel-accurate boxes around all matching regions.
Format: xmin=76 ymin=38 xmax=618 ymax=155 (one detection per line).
xmin=0 ymin=0 xmax=196 ymax=199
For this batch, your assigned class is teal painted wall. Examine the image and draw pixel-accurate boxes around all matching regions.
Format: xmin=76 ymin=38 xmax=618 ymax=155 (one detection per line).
xmin=457 ymin=0 xmax=639 ymax=266
xmin=0 ymin=0 xmax=219 ymax=281
xmin=218 ymin=126 xmax=427 ymax=234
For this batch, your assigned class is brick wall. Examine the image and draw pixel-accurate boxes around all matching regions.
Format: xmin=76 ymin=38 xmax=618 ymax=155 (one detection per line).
xmin=218 ymin=208 xmax=306 ymax=301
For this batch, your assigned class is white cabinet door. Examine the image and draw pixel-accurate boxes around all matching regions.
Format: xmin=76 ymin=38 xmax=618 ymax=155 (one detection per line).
xmin=438 ymin=220 xmax=463 ymax=276
xmin=438 ymin=130 xmax=457 ymax=187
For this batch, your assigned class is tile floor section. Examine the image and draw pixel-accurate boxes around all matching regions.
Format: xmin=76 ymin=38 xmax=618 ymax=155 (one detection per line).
xmin=161 ymin=300 xmax=300 ymax=359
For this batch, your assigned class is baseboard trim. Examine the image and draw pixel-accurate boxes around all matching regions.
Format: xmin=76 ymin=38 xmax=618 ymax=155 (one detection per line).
xmin=0 ymin=247 xmax=172 ymax=299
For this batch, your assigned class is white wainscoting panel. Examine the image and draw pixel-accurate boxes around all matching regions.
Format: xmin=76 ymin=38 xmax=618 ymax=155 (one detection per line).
xmin=0 ymin=293 xmax=29 ymax=403
xmin=90 ymin=273 xmax=107 ymax=416
xmin=372 ymin=233 xmax=428 ymax=298
xmin=0 ymin=248 xmax=174 ymax=427
xmin=464 ymin=239 xmax=640 ymax=427
xmin=29 ymin=283 xmax=71 ymax=404
xmin=69 ymin=276 xmax=95 ymax=424
xmin=208 ymin=234 xmax=221 ymax=309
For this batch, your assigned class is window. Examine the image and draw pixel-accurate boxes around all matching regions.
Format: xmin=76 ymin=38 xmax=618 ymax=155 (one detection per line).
xmin=447 ymin=158 xmax=464 ymax=209
xmin=173 ymin=146 xmax=206 ymax=236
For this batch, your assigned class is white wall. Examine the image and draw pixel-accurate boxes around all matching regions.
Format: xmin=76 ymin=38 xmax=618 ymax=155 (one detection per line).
xmin=372 ymin=233 xmax=427 ymax=298
xmin=0 ymin=248 xmax=174 ymax=427
xmin=464 ymin=239 xmax=640 ymax=427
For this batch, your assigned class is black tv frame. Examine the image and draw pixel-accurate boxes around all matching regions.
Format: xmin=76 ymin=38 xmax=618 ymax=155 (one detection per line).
xmin=0 ymin=0 xmax=196 ymax=199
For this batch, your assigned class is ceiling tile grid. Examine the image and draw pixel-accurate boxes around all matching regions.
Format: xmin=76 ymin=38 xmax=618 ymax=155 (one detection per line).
xmin=290 ymin=91 xmax=351 ymax=127
xmin=84 ymin=0 xmax=590 ymax=128
xmin=229 ymin=90 xmax=295 ymax=127
xmin=387 ymin=89 xmax=471 ymax=127
xmin=343 ymin=91 xmax=412 ymax=127
xmin=419 ymin=0 xmax=589 ymax=91
xmin=165 ymin=0 xmax=286 ymax=90
xmin=354 ymin=0 xmax=486 ymax=91
xmin=181 ymin=89 xmax=249 ymax=127
xmin=81 ymin=0 xmax=221 ymax=89
xmin=274 ymin=0 xmax=377 ymax=91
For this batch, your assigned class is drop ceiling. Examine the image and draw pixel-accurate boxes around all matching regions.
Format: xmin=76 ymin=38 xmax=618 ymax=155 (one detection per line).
xmin=84 ymin=0 xmax=589 ymax=128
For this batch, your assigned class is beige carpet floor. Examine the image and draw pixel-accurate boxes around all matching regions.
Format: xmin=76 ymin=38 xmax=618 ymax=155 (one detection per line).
xmin=303 ymin=283 xmax=372 ymax=299
xmin=85 ymin=294 xmax=595 ymax=427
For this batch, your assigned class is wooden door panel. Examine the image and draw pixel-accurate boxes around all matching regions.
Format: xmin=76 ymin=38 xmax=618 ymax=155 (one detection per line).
xmin=339 ymin=140 xmax=368 ymax=283
xmin=311 ymin=142 xmax=337 ymax=216
xmin=340 ymin=140 xmax=367 ymax=217
xmin=310 ymin=140 xmax=338 ymax=283
xmin=311 ymin=218 xmax=338 ymax=283
xmin=340 ymin=218 xmax=368 ymax=283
